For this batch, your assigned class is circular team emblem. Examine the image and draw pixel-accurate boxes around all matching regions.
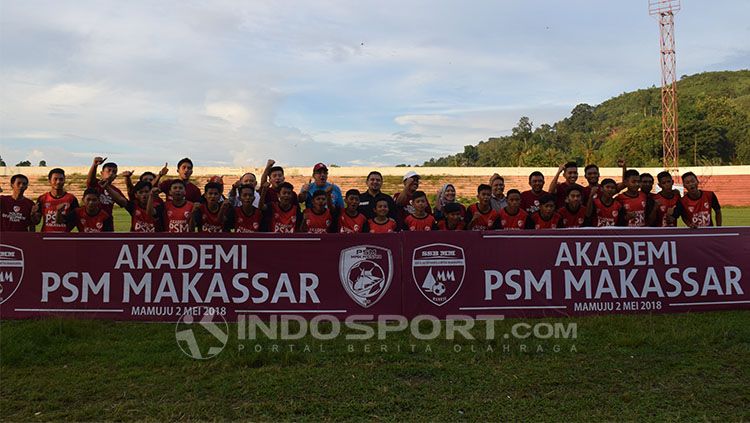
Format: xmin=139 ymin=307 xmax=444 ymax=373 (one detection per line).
xmin=412 ymin=243 xmax=466 ymax=307
xmin=175 ymin=311 xmax=228 ymax=360
xmin=12 ymin=206 xmax=20 ymax=212
xmin=0 ymin=244 xmax=25 ymax=305
xmin=339 ymin=245 xmax=393 ymax=308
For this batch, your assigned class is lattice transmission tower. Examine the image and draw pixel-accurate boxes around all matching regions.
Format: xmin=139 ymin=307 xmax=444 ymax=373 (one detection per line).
xmin=649 ymin=0 xmax=681 ymax=174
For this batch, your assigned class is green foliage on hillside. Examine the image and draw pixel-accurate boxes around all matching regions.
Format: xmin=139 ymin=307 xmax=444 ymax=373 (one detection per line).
xmin=423 ymin=70 xmax=750 ymax=167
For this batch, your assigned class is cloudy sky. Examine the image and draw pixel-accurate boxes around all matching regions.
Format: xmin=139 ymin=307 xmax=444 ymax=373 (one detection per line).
xmin=1 ymin=1 xmax=748 ymax=167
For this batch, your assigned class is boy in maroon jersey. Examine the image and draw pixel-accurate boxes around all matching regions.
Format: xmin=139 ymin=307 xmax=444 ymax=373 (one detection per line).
xmin=586 ymin=178 xmax=620 ymax=227
xmin=194 ymin=182 xmax=230 ymax=233
xmin=616 ymin=169 xmax=656 ymax=227
xmin=125 ymin=163 xmax=167 ymax=204
xmin=673 ymin=172 xmax=721 ymax=227
xmin=226 ymin=185 xmax=264 ymax=233
xmin=582 ymin=164 xmax=600 ymax=201
xmin=1 ymin=174 xmax=38 ymax=232
xmin=403 ymin=191 xmax=437 ymax=231
xmin=102 ymin=177 xmax=159 ymax=232
xmin=557 ymin=185 xmax=587 ymax=228
xmin=338 ymin=189 xmax=368 ymax=234
xmin=159 ymin=158 xmax=201 ymax=202
xmin=58 ymin=188 xmax=113 ymax=233
xmin=653 ymin=171 xmax=680 ymax=227
xmin=520 ymin=171 xmax=548 ymax=214
xmin=157 ymin=180 xmax=196 ymax=233
xmin=86 ymin=156 xmax=124 ymax=231
xmin=526 ymin=195 xmax=563 ymax=229
xmin=466 ymin=184 xmax=500 ymax=230
xmin=498 ymin=189 xmax=528 ymax=230
xmin=549 ymin=161 xmax=579 ymax=208
xmin=301 ymin=188 xmax=335 ymax=233
xmin=259 ymin=181 xmax=302 ymax=233
xmin=368 ymin=198 xmax=399 ymax=233
xmin=259 ymin=159 xmax=299 ymax=206
xmin=640 ymin=173 xmax=655 ymax=196
xmin=437 ymin=202 xmax=466 ymax=230
xmin=35 ymin=168 xmax=80 ymax=233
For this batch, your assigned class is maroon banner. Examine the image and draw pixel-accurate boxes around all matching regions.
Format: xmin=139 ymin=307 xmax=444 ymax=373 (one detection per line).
xmin=402 ymin=228 xmax=750 ymax=318
xmin=0 ymin=233 xmax=402 ymax=321
xmin=1 ymin=228 xmax=749 ymax=321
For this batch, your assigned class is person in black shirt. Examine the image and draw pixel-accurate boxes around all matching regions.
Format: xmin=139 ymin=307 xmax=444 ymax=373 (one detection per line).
xmin=357 ymin=171 xmax=397 ymax=220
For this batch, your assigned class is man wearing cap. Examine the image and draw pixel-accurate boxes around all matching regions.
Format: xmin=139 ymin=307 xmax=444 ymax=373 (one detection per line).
xmin=393 ymin=170 xmax=432 ymax=224
xmin=299 ymin=163 xmax=345 ymax=209
xmin=358 ymin=171 xmax=397 ymax=220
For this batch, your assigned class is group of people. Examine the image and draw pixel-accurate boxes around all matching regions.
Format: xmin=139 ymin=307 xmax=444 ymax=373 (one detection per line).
xmin=0 ymin=156 xmax=722 ymax=234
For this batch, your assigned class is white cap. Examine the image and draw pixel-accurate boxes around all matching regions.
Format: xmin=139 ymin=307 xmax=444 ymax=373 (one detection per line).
xmin=402 ymin=170 xmax=420 ymax=181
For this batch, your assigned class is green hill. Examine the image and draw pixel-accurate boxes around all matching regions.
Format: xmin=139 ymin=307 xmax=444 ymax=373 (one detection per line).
xmin=423 ymin=70 xmax=750 ymax=167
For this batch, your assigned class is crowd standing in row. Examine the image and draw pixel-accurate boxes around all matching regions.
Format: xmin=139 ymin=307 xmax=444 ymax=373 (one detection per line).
xmin=0 ymin=156 xmax=722 ymax=233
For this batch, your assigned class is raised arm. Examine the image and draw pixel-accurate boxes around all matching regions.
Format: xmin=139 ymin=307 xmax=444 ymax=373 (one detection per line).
xmin=103 ymin=175 xmax=129 ymax=208
xmin=616 ymin=158 xmax=627 ymax=192
xmin=146 ymin=187 xmax=160 ymax=217
xmin=548 ymin=163 xmax=564 ymax=194
xmin=259 ymin=159 xmax=275 ymax=187
xmin=87 ymin=156 xmax=106 ymax=187
xmin=257 ymin=181 xmax=270 ymax=211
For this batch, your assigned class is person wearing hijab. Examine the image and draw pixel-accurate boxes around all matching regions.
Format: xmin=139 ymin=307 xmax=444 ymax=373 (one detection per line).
xmin=434 ymin=183 xmax=466 ymax=221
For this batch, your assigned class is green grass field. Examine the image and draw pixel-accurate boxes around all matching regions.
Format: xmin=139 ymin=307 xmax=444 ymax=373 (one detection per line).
xmin=1 ymin=312 xmax=748 ymax=420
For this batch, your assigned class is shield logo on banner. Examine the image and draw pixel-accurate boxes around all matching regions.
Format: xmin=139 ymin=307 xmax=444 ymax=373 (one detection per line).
xmin=412 ymin=243 xmax=465 ymax=307
xmin=0 ymin=244 xmax=24 ymax=305
xmin=339 ymin=245 xmax=393 ymax=308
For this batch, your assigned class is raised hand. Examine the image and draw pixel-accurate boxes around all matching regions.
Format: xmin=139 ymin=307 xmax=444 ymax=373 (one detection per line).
xmin=266 ymin=159 xmax=276 ymax=168
xmin=617 ymin=158 xmax=626 ymax=168
xmin=93 ymin=156 xmax=107 ymax=165
xmin=159 ymin=163 xmax=169 ymax=177
xmin=121 ymin=170 xmax=134 ymax=178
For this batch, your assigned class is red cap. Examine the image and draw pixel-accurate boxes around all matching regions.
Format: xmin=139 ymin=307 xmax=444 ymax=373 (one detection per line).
xmin=208 ymin=175 xmax=224 ymax=185
xmin=313 ymin=163 xmax=328 ymax=172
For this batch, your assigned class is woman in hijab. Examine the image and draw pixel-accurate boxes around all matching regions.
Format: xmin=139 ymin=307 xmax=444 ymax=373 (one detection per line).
xmin=434 ymin=183 xmax=466 ymax=221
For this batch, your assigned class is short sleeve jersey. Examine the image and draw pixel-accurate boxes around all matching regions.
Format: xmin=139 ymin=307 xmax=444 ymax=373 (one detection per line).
xmin=0 ymin=195 xmax=35 ymax=232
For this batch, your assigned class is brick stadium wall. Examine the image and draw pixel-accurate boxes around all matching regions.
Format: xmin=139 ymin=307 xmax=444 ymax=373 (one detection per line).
xmin=4 ymin=166 xmax=750 ymax=206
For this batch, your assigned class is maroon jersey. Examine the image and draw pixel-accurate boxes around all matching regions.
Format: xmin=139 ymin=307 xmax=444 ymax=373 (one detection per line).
xmin=72 ymin=208 xmax=111 ymax=233
xmin=126 ymin=201 xmax=157 ymax=232
xmin=37 ymin=192 xmax=79 ymax=233
xmin=520 ymin=190 xmax=548 ymax=214
xmin=497 ymin=208 xmax=528 ymax=230
xmin=553 ymin=182 xmax=576 ymax=208
xmin=88 ymin=182 xmax=124 ymax=230
xmin=196 ymin=203 xmax=225 ymax=233
xmin=592 ymin=198 xmax=620 ymax=227
xmin=404 ymin=214 xmax=436 ymax=231
xmin=231 ymin=207 xmax=263 ymax=233
xmin=159 ymin=179 xmax=202 ymax=202
xmin=528 ymin=211 xmax=563 ymax=229
xmin=678 ymin=190 xmax=718 ymax=228
xmin=303 ymin=208 xmax=333 ymax=234
xmin=437 ymin=220 xmax=466 ymax=231
xmin=616 ymin=192 xmax=648 ymax=227
xmin=368 ymin=218 xmax=398 ymax=233
xmin=338 ymin=210 xmax=367 ymax=233
xmin=0 ymin=195 xmax=35 ymax=232
xmin=557 ymin=205 xmax=587 ymax=228
xmin=269 ymin=203 xmax=300 ymax=233
xmin=653 ymin=192 xmax=680 ymax=227
xmin=466 ymin=204 xmax=500 ymax=230
xmin=392 ymin=192 xmax=432 ymax=225
xmin=163 ymin=201 xmax=193 ymax=233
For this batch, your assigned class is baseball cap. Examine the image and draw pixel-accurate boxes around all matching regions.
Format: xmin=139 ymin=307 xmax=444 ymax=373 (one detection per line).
xmin=313 ymin=163 xmax=328 ymax=172
xmin=208 ymin=175 xmax=224 ymax=185
xmin=403 ymin=170 xmax=420 ymax=181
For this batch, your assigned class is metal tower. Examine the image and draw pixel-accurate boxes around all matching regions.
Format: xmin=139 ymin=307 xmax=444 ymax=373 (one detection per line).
xmin=649 ymin=0 xmax=680 ymax=173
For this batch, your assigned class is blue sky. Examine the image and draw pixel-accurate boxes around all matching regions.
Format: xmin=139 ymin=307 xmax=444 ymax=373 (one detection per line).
xmin=1 ymin=0 xmax=748 ymax=167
